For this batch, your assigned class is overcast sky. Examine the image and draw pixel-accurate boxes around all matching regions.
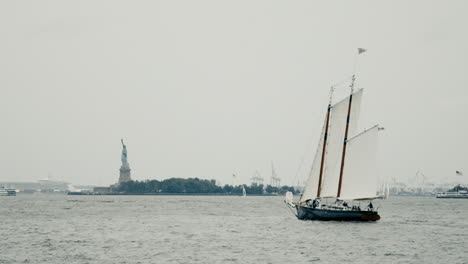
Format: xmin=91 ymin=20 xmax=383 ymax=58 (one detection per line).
xmin=1 ymin=0 xmax=467 ymax=186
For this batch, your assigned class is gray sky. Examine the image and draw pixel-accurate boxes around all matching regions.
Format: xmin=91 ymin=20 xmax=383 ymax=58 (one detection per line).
xmin=1 ymin=0 xmax=467 ymax=186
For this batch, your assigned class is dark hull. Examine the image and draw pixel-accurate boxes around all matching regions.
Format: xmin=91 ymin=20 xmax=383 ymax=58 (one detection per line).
xmin=436 ymin=196 xmax=468 ymax=199
xmin=0 ymin=190 xmax=16 ymax=196
xmin=296 ymin=205 xmax=380 ymax=221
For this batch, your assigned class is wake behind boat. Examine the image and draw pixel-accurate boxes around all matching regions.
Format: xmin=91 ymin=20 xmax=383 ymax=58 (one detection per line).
xmin=285 ymin=49 xmax=383 ymax=221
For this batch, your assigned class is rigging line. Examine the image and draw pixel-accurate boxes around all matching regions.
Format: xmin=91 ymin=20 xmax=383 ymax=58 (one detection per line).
xmin=291 ymin=106 xmax=326 ymax=189
xmin=330 ymin=75 xmax=354 ymax=90
xmin=346 ymin=124 xmax=379 ymax=143
xmin=284 ymin=201 xmax=298 ymax=217
xmin=353 ymin=53 xmax=359 ymax=76
xmin=292 ymin=132 xmax=316 ymax=188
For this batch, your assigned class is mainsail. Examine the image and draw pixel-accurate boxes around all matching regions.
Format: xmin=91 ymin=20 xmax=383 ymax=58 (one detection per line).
xmin=320 ymin=89 xmax=363 ymax=198
xmin=300 ymin=89 xmax=363 ymax=201
xmin=339 ymin=125 xmax=380 ymax=200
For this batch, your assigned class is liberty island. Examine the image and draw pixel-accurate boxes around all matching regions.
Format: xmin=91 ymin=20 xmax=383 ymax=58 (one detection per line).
xmin=68 ymin=139 xmax=296 ymax=195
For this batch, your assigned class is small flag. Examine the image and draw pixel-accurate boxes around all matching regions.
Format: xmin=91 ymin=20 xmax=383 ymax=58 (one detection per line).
xmin=358 ymin=48 xmax=367 ymax=54
xmin=456 ymin=171 xmax=463 ymax=176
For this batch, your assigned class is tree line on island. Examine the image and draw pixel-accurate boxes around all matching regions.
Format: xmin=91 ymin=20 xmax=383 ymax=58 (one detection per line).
xmin=115 ymin=178 xmax=299 ymax=195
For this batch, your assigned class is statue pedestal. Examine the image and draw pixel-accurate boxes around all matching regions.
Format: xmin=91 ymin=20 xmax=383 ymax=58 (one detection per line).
xmin=119 ymin=166 xmax=132 ymax=183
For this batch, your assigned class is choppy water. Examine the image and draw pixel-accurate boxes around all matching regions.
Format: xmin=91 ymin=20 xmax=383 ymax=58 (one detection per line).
xmin=1 ymin=195 xmax=467 ymax=264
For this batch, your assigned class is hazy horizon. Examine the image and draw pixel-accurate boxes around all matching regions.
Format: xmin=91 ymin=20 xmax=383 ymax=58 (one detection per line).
xmin=2 ymin=1 xmax=467 ymax=186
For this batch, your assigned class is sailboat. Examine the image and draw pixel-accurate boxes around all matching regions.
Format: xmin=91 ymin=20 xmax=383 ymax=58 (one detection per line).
xmin=377 ymin=180 xmax=390 ymax=199
xmin=242 ymin=185 xmax=247 ymax=197
xmin=285 ymin=70 xmax=382 ymax=221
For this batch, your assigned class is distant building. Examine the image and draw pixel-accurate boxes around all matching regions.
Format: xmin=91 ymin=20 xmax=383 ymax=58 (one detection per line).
xmin=118 ymin=139 xmax=132 ymax=184
xmin=37 ymin=178 xmax=69 ymax=191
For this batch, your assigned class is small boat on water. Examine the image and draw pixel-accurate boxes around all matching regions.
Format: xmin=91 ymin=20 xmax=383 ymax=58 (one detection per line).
xmin=242 ymin=186 xmax=247 ymax=197
xmin=436 ymin=190 xmax=468 ymax=199
xmin=436 ymin=184 xmax=468 ymax=199
xmin=0 ymin=186 xmax=17 ymax=196
xmin=285 ymin=49 xmax=383 ymax=221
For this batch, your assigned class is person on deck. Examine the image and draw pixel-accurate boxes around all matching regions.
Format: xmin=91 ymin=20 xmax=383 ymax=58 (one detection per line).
xmin=368 ymin=202 xmax=373 ymax=211
xmin=312 ymin=199 xmax=319 ymax=208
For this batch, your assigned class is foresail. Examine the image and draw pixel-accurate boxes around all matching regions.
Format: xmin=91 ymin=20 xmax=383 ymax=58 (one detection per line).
xmin=339 ymin=125 xmax=379 ymax=200
xmin=300 ymin=120 xmax=325 ymax=202
xmin=320 ymin=89 xmax=363 ymax=198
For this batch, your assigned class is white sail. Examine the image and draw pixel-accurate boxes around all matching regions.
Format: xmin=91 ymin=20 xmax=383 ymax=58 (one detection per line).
xmin=300 ymin=120 xmax=325 ymax=202
xmin=320 ymin=89 xmax=363 ymax=198
xmin=242 ymin=186 xmax=246 ymax=197
xmin=385 ymin=181 xmax=390 ymax=198
xmin=376 ymin=177 xmax=389 ymax=199
xmin=339 ymin=125 xmax=380 ymax=200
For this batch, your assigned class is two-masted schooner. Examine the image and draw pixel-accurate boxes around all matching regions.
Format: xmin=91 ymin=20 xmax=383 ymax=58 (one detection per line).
xmin=285 ymin=61 xmax=383 ymax=221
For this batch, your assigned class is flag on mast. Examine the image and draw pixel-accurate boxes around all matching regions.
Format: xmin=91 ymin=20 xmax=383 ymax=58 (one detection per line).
xmin=456 ymin=171 xmax=463 ymax=176
xmin=358 ymin=48 xmax=367 ymax=54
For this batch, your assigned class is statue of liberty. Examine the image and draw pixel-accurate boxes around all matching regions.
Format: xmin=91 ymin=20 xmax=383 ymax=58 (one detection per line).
xmin=121 ymin=139 xmax=129 ymax=168
xmin=119 ymin=139 xmax=132 ymax=183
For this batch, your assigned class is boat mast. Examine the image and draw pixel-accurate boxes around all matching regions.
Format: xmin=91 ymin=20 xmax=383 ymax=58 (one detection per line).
xmin=336 ymin=75 xmax=355 ymax=198
xmin=316 ymin=87 xmax=334 ymax=197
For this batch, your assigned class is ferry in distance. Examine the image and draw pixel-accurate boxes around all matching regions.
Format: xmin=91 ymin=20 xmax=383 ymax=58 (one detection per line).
xmin=436 ymin=190 xmax=468 ymax=199
xmin=0 ymin=186 xmax=17 ymax=196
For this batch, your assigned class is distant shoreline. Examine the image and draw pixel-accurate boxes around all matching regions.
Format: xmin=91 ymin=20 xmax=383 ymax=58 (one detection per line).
xmin=67 ymin=192 xmax=279 ymax=196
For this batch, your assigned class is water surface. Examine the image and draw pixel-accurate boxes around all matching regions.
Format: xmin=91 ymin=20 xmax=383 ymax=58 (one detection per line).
xmin=1 ymin=195 xmax=467 ymax=263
